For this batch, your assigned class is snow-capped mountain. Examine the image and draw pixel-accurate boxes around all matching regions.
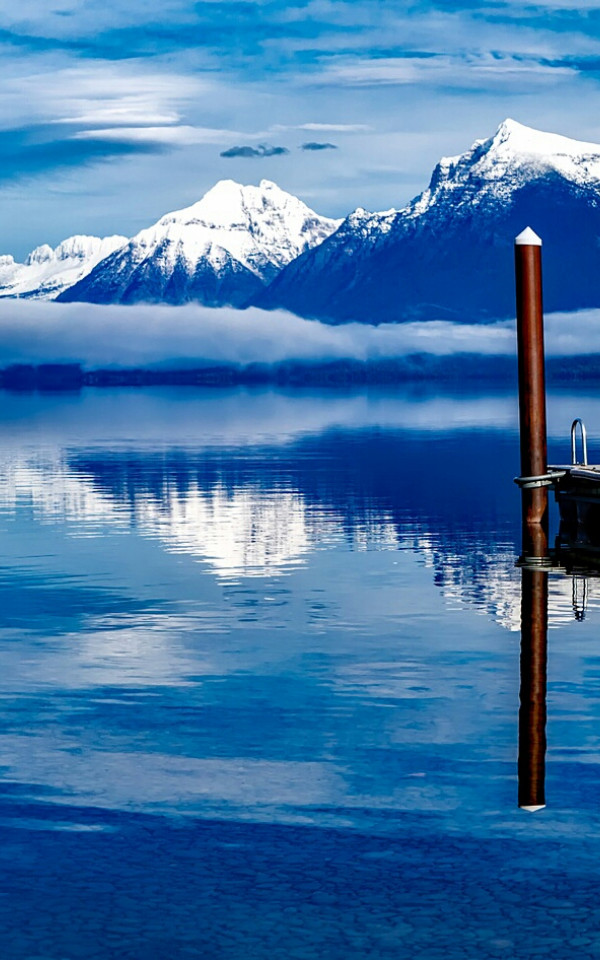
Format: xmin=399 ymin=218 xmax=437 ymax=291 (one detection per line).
xmin=0 ymin=234 xmax=127 ymax=300
xmin=253 ymin=119 xmax=600 ymax=323
xmin=58 ymin=179 xmax=341 ymax=307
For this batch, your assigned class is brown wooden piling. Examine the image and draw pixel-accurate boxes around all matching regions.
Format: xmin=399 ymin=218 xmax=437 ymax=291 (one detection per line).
xmin=515 ymin=228 xmax=548 ymax=552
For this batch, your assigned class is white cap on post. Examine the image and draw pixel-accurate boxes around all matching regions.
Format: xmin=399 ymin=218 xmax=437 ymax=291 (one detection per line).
xmin=515 ymin=227 xmax=542 ymax=246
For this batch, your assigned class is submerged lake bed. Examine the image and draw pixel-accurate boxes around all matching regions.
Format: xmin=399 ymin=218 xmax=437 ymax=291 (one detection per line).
xmin=1 ymin=385 xmax=600 ymax=958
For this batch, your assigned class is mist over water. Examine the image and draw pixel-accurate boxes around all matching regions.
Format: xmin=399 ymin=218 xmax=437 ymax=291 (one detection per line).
xmin=0 ymin=300 xmax=514 ymax=367
xmin=0 ymin=300 xmax=598 ymax=372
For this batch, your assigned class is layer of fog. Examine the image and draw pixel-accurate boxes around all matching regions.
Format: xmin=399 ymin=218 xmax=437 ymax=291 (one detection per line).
xmin=0 ymin=300 xmax=594 ymax=368
xmin=0 ymin=300 xmax=514 ymax=367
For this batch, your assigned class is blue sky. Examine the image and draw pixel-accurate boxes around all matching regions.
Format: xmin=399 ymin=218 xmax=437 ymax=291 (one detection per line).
xmin=2 ymin=0 xmax=600 ymax=256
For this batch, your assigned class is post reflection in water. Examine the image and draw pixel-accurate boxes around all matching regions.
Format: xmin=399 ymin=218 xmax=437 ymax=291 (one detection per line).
xmin=518 ymin=564 xmax=548 ymax=812
xmin=517 ymin=517 xmax=598 ymax=812
xmin=518 ymin=520 xmax=549 ymax=813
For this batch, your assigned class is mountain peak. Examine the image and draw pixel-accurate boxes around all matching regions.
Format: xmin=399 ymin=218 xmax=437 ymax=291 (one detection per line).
xmin=0 ymin=234 xmax=128 ymax=300
xmin=494 ymin=117 xmax=533 ymax=141
xmin=161 ymin=178 xmax=327 ymax=234
xmin=486 ymin=118 xmax=600 ymax=161
xmin=407 ymin=118 xmax=600 ymax=221
xmin=255 ymin=118 xmax=600 ymax=325
xmin=54 ymin=235 xmax=127 ymax=262
xmin=26 ymin=244 xmax=54 ymax=266
xmin=58 ymin=180 xmax=341 ymax=307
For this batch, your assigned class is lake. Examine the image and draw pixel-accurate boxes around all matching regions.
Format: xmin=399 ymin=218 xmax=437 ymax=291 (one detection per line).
xmin=1 ymin=385 xmax=600 ymax=959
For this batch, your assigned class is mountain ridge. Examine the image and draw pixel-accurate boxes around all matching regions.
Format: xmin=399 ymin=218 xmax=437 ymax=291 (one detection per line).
xmin=4 ymin=119 xmax=600 ymax=319
xmin=57 ymin=179 xmax=341 ymax=307
xmin=0 ymin=234 xmax=127 ymax=300
xmin=252 ymin=118 xmax=600 ymax=323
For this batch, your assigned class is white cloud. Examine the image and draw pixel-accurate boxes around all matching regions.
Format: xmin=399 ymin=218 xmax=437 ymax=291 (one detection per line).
xmin=71 ymin=125 xmax=240 ymax=145
xmin=271 ymin=122 xmax=372 ymax=133
xmin=0 ymin=301 xmax=515 ymax=369
xmin=0 ymin=61 xmax=206 ymax=130
xmin=0 ymin=301 xmax=595 ymax=371
xmin=0 ymin=0 xmax=195 ymax=37
xmin=497 ymin=0 xmax=600 ymax=9
xmin=316 ymin=53 xmax=577 ymax=88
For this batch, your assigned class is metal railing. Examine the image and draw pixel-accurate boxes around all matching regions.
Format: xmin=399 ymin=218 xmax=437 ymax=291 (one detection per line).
xmin=571 ymin=418 xmax=588 ymax=466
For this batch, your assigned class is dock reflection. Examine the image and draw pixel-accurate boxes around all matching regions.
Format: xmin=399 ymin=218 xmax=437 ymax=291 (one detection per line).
xmin=518 ymin=520 xmax=600 ymax=811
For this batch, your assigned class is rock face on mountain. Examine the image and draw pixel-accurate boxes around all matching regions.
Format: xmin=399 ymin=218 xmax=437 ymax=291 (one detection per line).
xmin=0 ymin=235 xmax=127 ymax=300
xmin=58 ymin=180 xmax=341 ymax=307
xmin=253 ymin=119 xmax=600 ymax=323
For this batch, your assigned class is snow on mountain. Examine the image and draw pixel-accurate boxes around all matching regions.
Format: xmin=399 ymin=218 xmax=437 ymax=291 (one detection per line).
xmin=254 ymin=119 xmax=600 ymax=323
xmin=58 ymin=179 xmax=341 ymax=307
xmin=407 ymin=118 xmax=600 ymax=216
xmin=0 ymin=235 xmax=128 ymax=300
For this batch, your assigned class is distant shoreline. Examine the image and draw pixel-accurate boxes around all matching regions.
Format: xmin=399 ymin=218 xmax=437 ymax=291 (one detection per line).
xmin=0 ymin=356 xmax=598 ymax=390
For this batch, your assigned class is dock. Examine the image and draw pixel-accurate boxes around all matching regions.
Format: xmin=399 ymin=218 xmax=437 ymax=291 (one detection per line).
xmin=511 ymin=226 xmax=600 ymax=812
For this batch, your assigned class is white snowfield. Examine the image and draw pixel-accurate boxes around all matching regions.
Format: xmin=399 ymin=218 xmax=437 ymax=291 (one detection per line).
xmin=115 ymin=178 xmax=342 ymax=280
xmin=0 ymin=235 xmax=127 ymax=300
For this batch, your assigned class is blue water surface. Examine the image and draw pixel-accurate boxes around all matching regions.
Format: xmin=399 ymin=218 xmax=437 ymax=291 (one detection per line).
xmin=1 ymin=385 xmax=600 ymax=959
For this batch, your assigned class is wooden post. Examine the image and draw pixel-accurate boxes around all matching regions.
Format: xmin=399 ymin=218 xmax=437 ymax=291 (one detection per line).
xmin=515 ymin=227 xmax=548 ymax=554
xmin=515 ymin=230 xmax=549 ymax=809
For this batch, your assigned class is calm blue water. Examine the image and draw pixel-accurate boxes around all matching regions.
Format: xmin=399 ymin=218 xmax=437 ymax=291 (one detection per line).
xmin=2 ymin=385 xmax=600 ymax=959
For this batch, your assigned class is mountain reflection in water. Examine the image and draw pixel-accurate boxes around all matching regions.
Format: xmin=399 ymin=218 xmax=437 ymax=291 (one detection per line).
xmin=1 ymin=389 xmax=599 ymax=626
xmin=1 ymin=386 xmax=600 ymax=960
